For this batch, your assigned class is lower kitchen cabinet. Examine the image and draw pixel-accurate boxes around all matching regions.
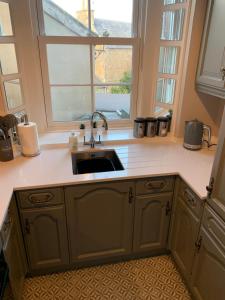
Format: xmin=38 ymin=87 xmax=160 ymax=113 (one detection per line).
xmin=20 ymin=205 xmax=69 ymax=272
xmin=2 ymin=197 xmax=26 ymax=300
xmin=133 ymin=192 xmax=172 ymax=253
xmin=190 ymin=205 xmax=225 ymax=300
xmin=170 ymin=197 xmax=200 ymax=281
xmin=65 ymin=181 xmax=134 ymax=263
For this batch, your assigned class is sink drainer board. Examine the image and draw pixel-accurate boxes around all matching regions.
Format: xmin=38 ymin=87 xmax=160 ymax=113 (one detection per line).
xmin=71 ymin=149 xmax=124 ymax=175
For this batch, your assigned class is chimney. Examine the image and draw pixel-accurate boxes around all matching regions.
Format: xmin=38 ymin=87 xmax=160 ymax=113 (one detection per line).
xmin=76 ymin=0 xmax=95 ymax=31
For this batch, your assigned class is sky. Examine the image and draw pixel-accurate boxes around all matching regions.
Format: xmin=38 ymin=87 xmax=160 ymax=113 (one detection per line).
xmin=51 ymin=0 xmax=133 ymax=23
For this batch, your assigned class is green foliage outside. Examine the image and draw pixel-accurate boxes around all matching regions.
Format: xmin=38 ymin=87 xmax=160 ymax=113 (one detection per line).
xmin=111 ymin=72 xmax=131 ymax=94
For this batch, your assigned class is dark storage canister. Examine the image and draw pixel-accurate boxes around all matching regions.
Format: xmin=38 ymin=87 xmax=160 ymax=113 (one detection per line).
xmin=157 ymin=117 xmax=169 ymax=137
xmin=145 ymin=117 xmax=157 ymax=137
xmin=0 ymin=136 xmax=14 ymax=162
xmin=133 ymin=118 xmax=146 ymax=138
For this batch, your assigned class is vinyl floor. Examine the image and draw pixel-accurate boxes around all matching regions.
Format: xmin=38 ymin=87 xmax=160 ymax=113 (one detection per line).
xmin=22 ymin=255 xmax=192 ymax=300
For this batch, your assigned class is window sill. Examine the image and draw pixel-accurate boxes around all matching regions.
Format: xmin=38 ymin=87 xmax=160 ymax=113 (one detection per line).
xmin=39 ymin=128 xmax=176 ymax=147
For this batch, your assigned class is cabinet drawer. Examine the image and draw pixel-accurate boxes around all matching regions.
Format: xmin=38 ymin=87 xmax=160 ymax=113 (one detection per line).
xmin=178 ymin=181 xmax=204 ymax=218
xmin=202 ymin=204 xmax=225 ymax=251
xmin=17 ymin=188 xmax=64 ymax=209
xmin=136 ymin=177 xmax=174 ymax=195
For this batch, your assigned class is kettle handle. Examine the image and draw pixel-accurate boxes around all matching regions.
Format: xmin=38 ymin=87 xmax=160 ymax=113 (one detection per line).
xmin=203 ymin=124 xmax=211 ymax=145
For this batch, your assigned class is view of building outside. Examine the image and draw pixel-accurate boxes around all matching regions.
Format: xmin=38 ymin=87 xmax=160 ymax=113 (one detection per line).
xmin=42 ymin=0 xmax=133 ymax=122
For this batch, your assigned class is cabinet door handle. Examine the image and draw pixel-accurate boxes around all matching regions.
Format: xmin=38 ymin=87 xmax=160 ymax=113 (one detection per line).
xmin=25 ymin=219 xmax=30 ymax=234
xmin=183 ymin=188 xmax=196 ymax=207
xmin=129 ymin=188 xmax=134 ymax=204
xmin=28 ymin=192 xmax=53 ymax=205
xmin=221 ymin=67 xmax=225 ymax=80
xmin=206 ymin=177 xmax=214 ymax=196
xmin=195 ymin=236 xmax=202 ymax=252
xmin=165 ymin=201 xmax=171 ymax=216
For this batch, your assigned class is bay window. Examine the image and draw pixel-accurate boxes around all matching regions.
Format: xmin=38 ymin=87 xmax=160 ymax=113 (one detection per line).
xmin=0 ymin=0 xmax=192 ymax=132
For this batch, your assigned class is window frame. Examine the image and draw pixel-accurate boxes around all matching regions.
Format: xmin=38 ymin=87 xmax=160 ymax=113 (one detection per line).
xmin=37 ymin=0 xmax=141 ymax=129
xmin=152 ymin=0 xmax=191 ymax=126
xmin=0 ymin=0 xmax=26 ymax=114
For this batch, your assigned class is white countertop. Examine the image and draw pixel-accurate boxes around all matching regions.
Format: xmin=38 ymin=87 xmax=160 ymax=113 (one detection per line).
xmin=0 ymin=136 xmax=215 ymax=230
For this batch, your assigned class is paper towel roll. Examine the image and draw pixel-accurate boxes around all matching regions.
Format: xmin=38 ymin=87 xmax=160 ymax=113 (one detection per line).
xmin=17 ymin=122 xmax=40 ymax=157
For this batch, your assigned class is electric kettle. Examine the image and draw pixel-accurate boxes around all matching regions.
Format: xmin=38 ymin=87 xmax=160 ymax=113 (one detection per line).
xmin=183 ymin=119 xmax=211 ymax=150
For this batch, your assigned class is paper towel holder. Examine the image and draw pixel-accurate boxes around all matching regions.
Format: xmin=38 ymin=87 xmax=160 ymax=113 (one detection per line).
xmin=17 ymin=117 xmax=41 ymax=157
xmin=24 ymin=114 xmax=29 ymax=126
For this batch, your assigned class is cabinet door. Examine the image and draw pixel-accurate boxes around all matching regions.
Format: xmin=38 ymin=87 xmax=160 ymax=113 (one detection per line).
xmin=191 ymin=227 xmax=225 ymax=300
xmin=133 ymin=192 xmax=172 ymax=253
xmin=197 ymin=0 xmax=225 ymax=97
xmin=208 ymin=109 xmax=225 ymax=221
xmin=171 ymin=197 xmax=200 ymax=280
xmin=65 ymin=182 xmax=134 ymax=263
xmin=3 ymin=221 xmax=25 ymax=300
xmin=21 ymin=205 xmax=69 ymax=271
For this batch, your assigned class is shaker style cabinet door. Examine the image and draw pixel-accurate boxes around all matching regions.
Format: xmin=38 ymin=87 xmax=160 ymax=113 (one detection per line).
xmin=3 ymin=219 xmax=25 ymax=300
xmin=133 ymin=192 xmax=172 ymax=253
xmin=65 ymin=182 xmax=134 ymax=263
xmin=21 ymin=206 xmax=69 ymax=271
xmin=191 ymin=232 xmax=225 ymax=299
xmin=191 ymin=205 xmax=225 ymax=300
xmin=207 ymin=109 xmax=225 ymax=221
xmin=197 ymin=0 xmax=225 ymax=98
xmin=170 ymin=197 xmax=200 ymax=281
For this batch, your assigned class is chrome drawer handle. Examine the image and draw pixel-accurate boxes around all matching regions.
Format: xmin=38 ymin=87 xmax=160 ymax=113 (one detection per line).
xmin=28 ymin=192 xmax=53 ymax=204
xmin=184 ymin=189 xmax=196 ymax=207
xmin=145 ymin=180 xmax=165 ymax=190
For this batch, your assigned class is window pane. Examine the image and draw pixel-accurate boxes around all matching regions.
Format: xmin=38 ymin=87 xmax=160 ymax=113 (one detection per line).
xmin=161 ymin=9 xmax=185 ymax=41
xmin=156 ymin=78 xmax=175 ymax=104
xmin=42 ymin=0 xmax=92 ymax=36
xmin=95 ymin=45 xmax=132 ymax=84
xmin=4 ymin=79 xmax=23 ymax=110
xmin=92 ymin=0 xmax=133 ymax=37
xmin=0 ymin=2 xmax=13 ymax=36
xmin=0 ymin=44 xmax=18 ymax=75
xmin=164 ymin=0 xmax=186 ymax=5
xmin=158 ymin=46 xmax=178 ymax=74
xmin=51 ymin=86 xmax=92 ymax=122
xmin=47 ymin=44 xmax=91 ymax=85
xmin=42 ymin=0 xmax=133 ymax=38
xmin=96 ymin=86 xmax=130 ymax=120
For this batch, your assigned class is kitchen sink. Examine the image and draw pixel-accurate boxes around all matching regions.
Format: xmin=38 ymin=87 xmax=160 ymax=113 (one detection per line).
xmin=71 ymin=149 xmax=124 ymax=175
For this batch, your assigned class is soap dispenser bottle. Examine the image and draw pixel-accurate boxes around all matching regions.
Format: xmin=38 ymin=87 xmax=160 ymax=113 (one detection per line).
xmin=69 ymin=132 xmax=78 ymax=151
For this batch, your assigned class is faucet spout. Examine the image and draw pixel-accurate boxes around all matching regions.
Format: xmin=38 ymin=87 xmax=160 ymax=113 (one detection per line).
xmin=91 ymin=112 xmax=108 ymax=131
xmin=83 ymin=112 xmax=108 ymax=148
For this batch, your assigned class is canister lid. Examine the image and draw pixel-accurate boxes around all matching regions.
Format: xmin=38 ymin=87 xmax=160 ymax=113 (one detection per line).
xmin=134 ymin=117 xmax=146 ymax=123
xmin=157 ymin=116 xmax=169 ymax=122
xmin=146 ymin=117 xmax=157 ymax=122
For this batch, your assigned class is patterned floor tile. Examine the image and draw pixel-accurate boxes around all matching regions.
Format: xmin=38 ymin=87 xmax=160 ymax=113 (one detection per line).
xmin=22 ymin=255 xmax=192 ymax=300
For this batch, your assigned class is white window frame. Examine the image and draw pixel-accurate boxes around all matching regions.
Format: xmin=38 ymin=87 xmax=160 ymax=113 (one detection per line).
xmin=0 ymin=0 xmax=26 ymax=115
xmin=36 ymin=0 xmax=142 ymax=130
xmin=152 ymin=0 xmax=191 ymax=133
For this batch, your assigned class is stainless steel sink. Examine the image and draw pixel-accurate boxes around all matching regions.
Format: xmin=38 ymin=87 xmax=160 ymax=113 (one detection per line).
xmin=71 ymin=149 xmax=124 ymax=175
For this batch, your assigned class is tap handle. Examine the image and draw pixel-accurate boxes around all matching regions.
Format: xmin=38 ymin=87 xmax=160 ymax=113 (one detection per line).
xmin=203 ymin=124 xmax=211 ymax=146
